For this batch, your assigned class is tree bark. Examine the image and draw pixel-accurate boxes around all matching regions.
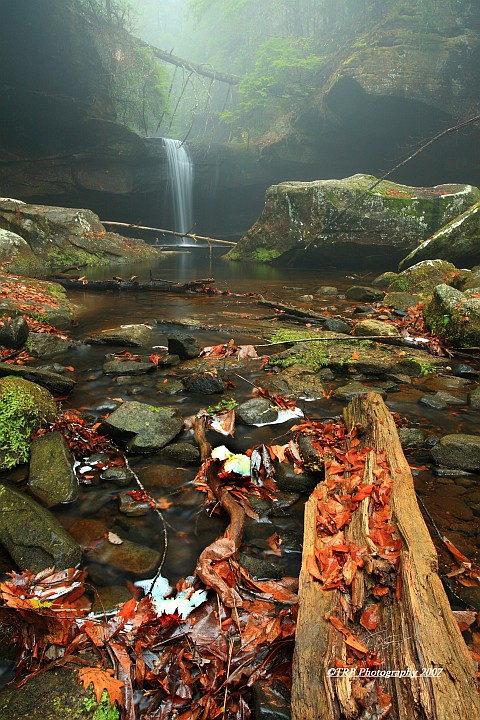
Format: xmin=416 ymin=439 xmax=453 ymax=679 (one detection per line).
xmin=292 ymin=392 xmax=480 ymax=720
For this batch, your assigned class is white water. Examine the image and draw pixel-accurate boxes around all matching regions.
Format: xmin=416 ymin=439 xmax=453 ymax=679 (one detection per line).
xmin=163 ymin=138 xmax=194 ymax=239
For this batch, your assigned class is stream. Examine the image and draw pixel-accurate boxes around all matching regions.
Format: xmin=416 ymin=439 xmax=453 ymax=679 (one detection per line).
xmin=3 ymin=247 xmax=480 ymax=624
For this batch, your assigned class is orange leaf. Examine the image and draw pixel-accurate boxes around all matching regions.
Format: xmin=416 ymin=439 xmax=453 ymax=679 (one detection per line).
xmin=360 ymin=603 xmax=381 ymax=631
xmin=345 ymin=633 xmax=368 ymax=654
xmin=306 ymin=555 xmax=323 ymax=581
xmin=77 ymin=667 xmax=124 ymax=706
xmin=351 ymin=351 xmax=359 ymax=360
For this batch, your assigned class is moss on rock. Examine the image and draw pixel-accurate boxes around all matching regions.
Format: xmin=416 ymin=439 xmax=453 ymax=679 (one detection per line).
xmin=424 ymin=283 xmax=480 ymax=347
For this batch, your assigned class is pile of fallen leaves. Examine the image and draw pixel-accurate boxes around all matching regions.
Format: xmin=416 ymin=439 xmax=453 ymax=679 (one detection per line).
xmin=371 ymin=302 xmax=449 ymax=356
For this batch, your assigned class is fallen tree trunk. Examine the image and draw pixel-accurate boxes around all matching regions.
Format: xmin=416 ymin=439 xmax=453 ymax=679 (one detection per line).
xmin=292 ymin=392 xmax=480 ymax=720
xmin=47 ymin=277 xmax=216 ymax=293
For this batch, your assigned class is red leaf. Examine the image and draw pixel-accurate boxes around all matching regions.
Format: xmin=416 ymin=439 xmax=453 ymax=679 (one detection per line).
xmin=360 ymin=603 xmax=381 ymax=631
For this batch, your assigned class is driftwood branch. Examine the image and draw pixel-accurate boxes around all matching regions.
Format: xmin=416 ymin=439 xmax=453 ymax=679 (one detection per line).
xmin=257 ymin=295 xmax=334 ymax=323
xmin=100 ymin=221 xmax=237 ymax=246
xmin=292 ymin=392 xmax=480 ymax=719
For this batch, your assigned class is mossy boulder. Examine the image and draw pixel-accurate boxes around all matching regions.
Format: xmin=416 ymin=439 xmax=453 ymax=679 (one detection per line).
xmin=0 ymin=667 xmax=120 ymax=720
xmin=0 ymin=273 xmax=74 ymax=325
xmin=0 ymin=200 xmax=159 ymax=274
xmin=0 ymin=376 xmax=56 ymax=469
xmin=424 ymin=283 xmax=480 ymax=347
xmin=387 ymin=259 xmax=459 ymax=294
xmin=399 ymin=201 xmax=480 ymax=270
xmin=225 ymin=175 xmax=479 ymax=268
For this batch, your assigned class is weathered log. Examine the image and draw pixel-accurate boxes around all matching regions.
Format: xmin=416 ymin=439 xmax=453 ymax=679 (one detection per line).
xmin=47 ymin=277 xmax=216 ymax=293
xmin=292 ymin=392 xmax=480 ymax=720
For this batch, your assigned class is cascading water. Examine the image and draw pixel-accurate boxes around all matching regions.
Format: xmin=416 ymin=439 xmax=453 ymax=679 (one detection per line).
xmin=163 ymin=138 xmax=193 ymax=241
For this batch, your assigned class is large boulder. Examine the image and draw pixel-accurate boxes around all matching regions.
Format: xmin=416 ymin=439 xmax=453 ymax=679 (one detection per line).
xmin=399 ymin=201 xmax=480 ymax=270
xmin=225 ymin=175 xmax=479 ymax=268
xmin=423 ymin=284 xmax=480 ymax=347
xmin=28 ymin=432 xmax=79 ymax=508
xmin=0 ymin=376 xmax=56 ymax=469
xmin=386 ymin=259 xmax=459 ymax=294
xmin=0 ymin=483 xmax=81 ymax=571
xmin=431 ymin=434 xmax=480 ymax=471
xmin=101 ymin=401 xmax=184 ymax=453
xmin=0 ymin=200 xmax=159 ymax=274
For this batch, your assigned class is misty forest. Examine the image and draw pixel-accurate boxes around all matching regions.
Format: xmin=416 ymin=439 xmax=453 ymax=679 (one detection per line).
xmin=2 ymin=1 xmax=480 ymax=719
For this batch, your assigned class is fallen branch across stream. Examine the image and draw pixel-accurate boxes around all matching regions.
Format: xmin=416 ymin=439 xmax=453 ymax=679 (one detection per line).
xmin=47 ymin=276 xmax=216 ymax=293
xmin=100 ymin=220 xmax=237 ymax=246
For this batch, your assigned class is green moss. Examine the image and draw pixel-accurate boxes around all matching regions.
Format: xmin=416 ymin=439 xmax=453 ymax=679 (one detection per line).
xmin=268 ymin=329 xmax=329 ymax=371
xmin=0 ymin=376 xmax=56 ymax=469
xmin=83 ymin=690 xmax=120 ymax=720
xmin=207 ymin=397 xmax=237 ymax=415
xmin=408 ymin=357 xmax=437 ymax=376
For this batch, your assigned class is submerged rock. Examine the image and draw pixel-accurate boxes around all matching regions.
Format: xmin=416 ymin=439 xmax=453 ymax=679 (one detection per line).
xmin=101 ymin=401 xmax=183 ymax=453
xmin=225 ymin=175 xmax=479 ymax=268
xmin=236 ymin=398 xmax=278 ymax=425
xmin=86 ymin=324 xmax=154 ymax=347
xmin=423 ymin=284 xmax=480 ymax=347
xmin=28 ymin=432 xmax=78 ymax=507
xmin=85 ymin=537 xmax=161 ymax=577
xmin=0 ymin=376 xmax=56 ymax=469
xmin=182 ymin=370 xmax=224 ymax=394
xmin=345 ymin=286 xmax=384 ymax=302
xmin=0 ymin=483 xmax=81 ymax=571
xmin=399 ymin=201 xmax=480 ymax=269
xmin=431 ymin=434 xmax=480 ymax=471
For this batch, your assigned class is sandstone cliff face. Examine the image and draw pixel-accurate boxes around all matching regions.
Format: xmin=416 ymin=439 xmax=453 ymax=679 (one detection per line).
xmin=226 ymin=175 xmax=480 ymax=268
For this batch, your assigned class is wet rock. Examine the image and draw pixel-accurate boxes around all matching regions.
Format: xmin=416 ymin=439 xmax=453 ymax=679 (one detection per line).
xmin=0 ymin=316 xmax=29 ymax=349
xmin=424 ymin=284 xmax=480 ymax=347
xmin=139 ymin=464 xmax=194 ymax=489
xmin=316 ymin=286 xmax=338 ymax=295
xmin=450 ymin=363 xmax=479 ymax=379
xmin=67 ymin=518 xmax=109 ymax=545
xmin=383 ymin=291 xmax=422 ymax=312
xmin=155 ymin=353 xmax=180 ymax=367
xmin=274 ymin=460 xmax=317 ymax=492
xmin=103 ymin=358 xmax=156 ymax=375
xmin=101 ymin=401 xmax=183 ymax=453
xmin=182 ymin=370 xmax=224 ymax=394
xmin=100 ymin=466 xmax=135 ymax=486
xmin=156 ymin=378 xmax=184 ymax=394
xmin=354 ymin=319 xmax=400 ymax=338
xmin=345 ymin=286 xmax=384 ymax=302
xmin=434 ymin=391 xmax=466 ymax=406
xmin=0 ymin=376 xmax=56 ymax=470
xmin=0 ymin=667 xmax=113 ymax=720
xmin=167 ymin=333 xmax=200 ymax=359
xmin=431 ymin=434 xmax=480 ymax=471
xmin=434 ymin=467 xmax=476 ymax=478
xmin=0 ymin=227 xmax=32 ymax=265
xmin=0 ymin=483 xmax=81 ymax=571
xmin=0 ymin=274 xmax=74 ymax=326
xmin=266 ymin=364 xmax=324 ymax=400
xmin=118 ymin=491 xmax=151 ymax=516
xmin=26 ymin=333 xmax=75 ymax=358
xmin=372 ymin=271 xmax=398 ymax=288
xmin=333 ymin=381 xmax=387 ymax=401
xmin=389 ymin=259 xmax=458 ymax=293
xmin=159 ymin=442 xmax=200 ymax=464
xmin=252 ymin=679 xmax=291 ymax=720
xmin=86 ymin=323 xmax=154 ymax=347
xmin=399 ymin=201 xmax=480 ymax=269
xmin=0 ymin=361 xmax=75 ymax=395
xmin=92 ymin=585 xmax=133 ymax=613
xmin=318 ymin=367 xmax=335 ymax=381
xmin=239 ymin=553 xmax=284 ymax=580
xmin=28 ymin=432 xmax=78 ymax=507
xmin=323 ymin=317 xmax=352 ymax=334
xmin=398 ymin=428 xmax=426 ymax=448
xmin=419 ymin=394 xmax=449 ymax=410
xmin=249 ymin=492 xmax=300 ymax=517
xmin=469 ymin=386 xmax=480 ymax=410
xmin=299 ymin=294 xmax=314 ymax=302
xmin=85 ymin=537 xmax=161 ymax=577
xmin=236 ymin=398 xmax=278 ymax=425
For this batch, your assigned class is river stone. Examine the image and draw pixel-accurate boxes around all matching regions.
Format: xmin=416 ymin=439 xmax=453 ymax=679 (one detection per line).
xmin=383 ymin=291 xmax=423 ymax=312
xmin=101 ymin=401 xmax=183 ymax=453
xmin=399 ymin=201 xmax=480 ymax=270
xmin=225 ymin=175 xmax=479 ymax=268
xmin=431 ymin=434 xmax=480 ymax=471
xmin=274 ymin=461 xmax=317 ymax=493
xmin=354 ymin=319 xmax=400 ymax=338
xmin=86 ymin=323 xmax=154 ymax=347
xmin=333 ymin=381 xmax=387 ymax=401
xmin=345 ymin=286 xmax=384 ymax=302
xmin=85 ymin=537 xmax=161 ymax=577
xmin=159 ymin=442 xmax=200 ymax=464
xmin=167 ymin=333 xmax=200 ymax=359
xmin=469 ymin=387 xmax=480 ymax=411
xmin=316 ymin=286 xmax=338 ymax=295
xmin=100 ymin=466 xmax=136 ymax=485
xmin=324 ymin=317 xmax=352 ymax=334
xmin=424 ymin=284 xmax=480 ymax=347
xmin=265 ymin=364 xmax=324 ymax=400
xmin=27 ymin=432 xmax=78 ymax=507
xmin=372 ymin=272 xmax=399 ymax=288
xmin=0 ymin=667 xmax=116 ymax=720
xmin=236 ymin=398 xmax=278 ymax=425
xmin=0 ymin=361 xmax=75 ymax=395
xmin=419 ymin=394 xmax=449 ymax=411
xmin=0 ymin=316 xmax=29 ymax=349
xmin=398 ymin=428 xmax=426 ymax=448
xmin=182 ymin=370 xmax=224 ymax=394
xmin=388 ymin=259 xmax=458 ymax=295
xmin=103 ymin=358 xmax=156 ymax=375
xmin=239 ymin=553 xmax=284 ymax=580
xmin=0 ymin=483 xmax=81 ymax=571
xmin=26 ymin=332 xmax=75 ymax=357
xmin=67 ymin=518 xmax=109 ymax=545
xmin=0 ymin=376 xmax=56 ymax=470
xmin=118 ymin=491 xmax=151 ymax=516
xmin=139 ymin=464 xmax=194 ymax=489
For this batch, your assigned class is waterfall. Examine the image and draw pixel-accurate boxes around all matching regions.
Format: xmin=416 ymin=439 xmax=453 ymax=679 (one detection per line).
xmin=163 ymin=138 xmax=193 ymax=240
